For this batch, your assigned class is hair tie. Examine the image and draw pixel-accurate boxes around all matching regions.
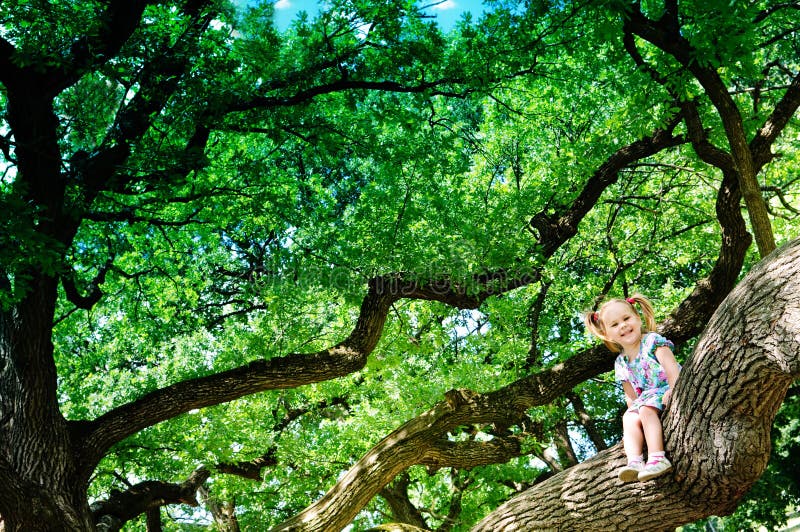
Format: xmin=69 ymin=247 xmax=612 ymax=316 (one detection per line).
xmin=591 ymin=312 xmax=599 ymax=323
xmin=626 ymin=297 xmax=636 ymax=305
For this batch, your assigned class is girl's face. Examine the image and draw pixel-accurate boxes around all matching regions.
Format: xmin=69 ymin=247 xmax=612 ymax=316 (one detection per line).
xmin=600 ymin=301 xmax=643 ymax=351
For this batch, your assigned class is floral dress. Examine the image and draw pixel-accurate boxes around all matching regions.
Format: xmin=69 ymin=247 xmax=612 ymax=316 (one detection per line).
xmin=614 ymin=332 xmax=678 ymax=412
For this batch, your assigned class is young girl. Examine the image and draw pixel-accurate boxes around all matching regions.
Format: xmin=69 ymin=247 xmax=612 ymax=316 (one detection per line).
xmin=584 ymin=294 xmax=681 ymax=482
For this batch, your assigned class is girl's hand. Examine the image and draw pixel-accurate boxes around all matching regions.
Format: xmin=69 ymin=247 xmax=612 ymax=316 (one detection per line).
xmin=663 ymin=389 xmax=673 ymax=406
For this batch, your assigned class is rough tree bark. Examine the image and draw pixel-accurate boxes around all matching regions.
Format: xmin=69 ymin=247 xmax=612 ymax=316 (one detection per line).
xmin=471 ymin=237 xmax=800 ymax=531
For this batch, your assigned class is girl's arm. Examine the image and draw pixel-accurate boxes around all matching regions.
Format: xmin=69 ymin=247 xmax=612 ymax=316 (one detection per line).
xmin=656 ymin=345 xmax=681 ymax=404
xmin=621 ymin=381 xmax=638 ymax=408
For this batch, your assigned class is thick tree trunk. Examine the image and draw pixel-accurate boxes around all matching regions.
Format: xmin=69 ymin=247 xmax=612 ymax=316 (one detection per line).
xmin=0 ymin=56 xmax=97 ymax=532
xmin=472 ymin=238 xmax=800 ymax=531
xmin=0 ymin=285 xmax=94 ymax=531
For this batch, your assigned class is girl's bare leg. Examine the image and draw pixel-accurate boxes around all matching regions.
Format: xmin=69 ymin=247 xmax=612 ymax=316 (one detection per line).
xmin=622 ymin=409 xmax=645 ymax=460
xmin=637 ymin=406 xmax=673 ymax=480
xmin=639 ymin=406 xmax=664 ymax=454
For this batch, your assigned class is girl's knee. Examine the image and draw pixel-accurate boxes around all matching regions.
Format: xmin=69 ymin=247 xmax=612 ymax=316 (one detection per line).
xmin=640 ymin=405 xmax=660 ymax=416
xmin=623 ymin=410 xmax=641 ymax=426
xmin=639 ymin=406 xmax=662 ymax=423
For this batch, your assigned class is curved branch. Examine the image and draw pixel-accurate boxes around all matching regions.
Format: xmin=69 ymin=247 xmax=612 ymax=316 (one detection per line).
xmin=754 ymin=2 xmax=800 ymax=23
xmin=421 ymin=435 xmax=534 ymax=470
xmin=90 ymin=468 xmax=210 ymax=532
xmin=229 ymin=79 xmax=460 ymax=112
xmin=41 ymin=0 xmax=152 ymax=97
xmin=60 ymin=259 xmax=113 ymax=311
xmin=91 ymin=458 xmax=268 ymax=529
xmin=90 ymin=393 xmax=352 ymax=527
xmin=380 ymin=472 xmax=429 ymax=529
xmin=750 ymin=71 xmax=800 ymax=169
xmin=530 ymin=119 xmax=686 ymax=256
xmin=84 ymin=206 xmax=206 ymax=227
xmin=227 ymin=49 xmax=546 ymax=114
xmin=268 ymin=343 xmax=658 ymax=531
xmin=680 ymin=100 xmax=734 ymax=172
xmin=660 ymin=168 xmax=750 ymax=344
xmin=73 ymin=268 xmax=540 ymax=476
xmin=567 ymin=391 xmax=607 ymax=452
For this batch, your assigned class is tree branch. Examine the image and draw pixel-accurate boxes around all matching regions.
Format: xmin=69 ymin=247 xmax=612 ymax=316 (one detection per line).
xmin=754 ymin=2 xmax=800 ymax=24
xmin=529 ymin=118 xmax=686 ymax=256
xmin=198 ymin=484 xmax=241 ymax=532
xmin=567 ymin=391 xmax=608 ymax=452
xmin=750 ymin=71 xmax=800 ymax=169
xmin=90 ymin=393 xmax=350 ymax=527
xmin=379 ymin=472 xmax=429 ymax=529
xmin=40 ymin=0 xmax=153 ymax=97
xmin=660 ymin=168 xmax=751 ymax=344
xmin=60 ymin=259 xmax=112 ymax=311
xmin=229 ymin=78 xmax=467 ymax=113
xmin=78 ymin=16 xmax=214 ymax=208
xmin=74 ymin=266 xmax=542 ymax=475
xmin=90 ymin=468 xmax=210 ymax=532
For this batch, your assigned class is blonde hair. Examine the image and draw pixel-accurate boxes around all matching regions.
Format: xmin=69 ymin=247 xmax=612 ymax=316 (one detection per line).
xmin=583 ymin=293 xmax=656 ymax=353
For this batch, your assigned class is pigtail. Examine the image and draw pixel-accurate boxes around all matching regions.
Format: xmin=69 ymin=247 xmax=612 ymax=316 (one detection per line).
xmin=626 ymin=293 xmax=656 ymax=332
xmin=583 ymin=309 xmax=604 ymax=339
xmin=583 ymin=308 xmax=620 ymax=352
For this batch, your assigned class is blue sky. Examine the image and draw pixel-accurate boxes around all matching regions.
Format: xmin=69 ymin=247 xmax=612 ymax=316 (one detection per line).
xmin=258 ymin=1 xmax=487 ymax=31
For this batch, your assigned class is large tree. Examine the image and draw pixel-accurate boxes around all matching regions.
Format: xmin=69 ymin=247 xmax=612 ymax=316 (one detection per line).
xmin=0 ymin=0 xmax=798 ymax=530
